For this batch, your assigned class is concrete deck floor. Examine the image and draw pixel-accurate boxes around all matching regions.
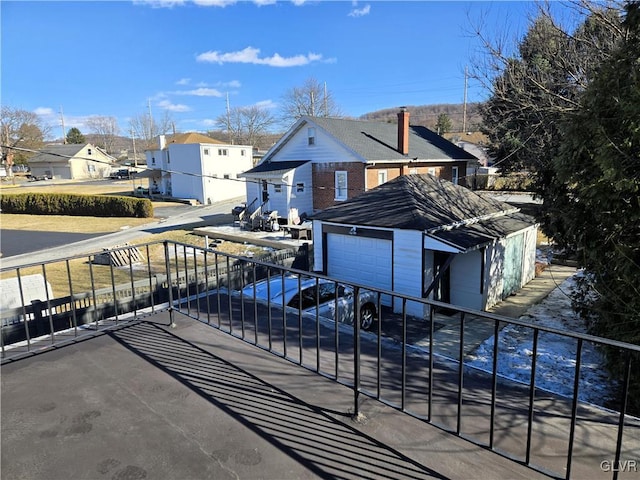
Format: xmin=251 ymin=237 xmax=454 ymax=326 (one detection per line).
xmin=2 ymin=307 xmax=639 ymax=480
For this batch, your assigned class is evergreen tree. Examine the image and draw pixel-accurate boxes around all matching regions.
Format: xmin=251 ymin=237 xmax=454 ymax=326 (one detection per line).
xmin=66 ymin=127 xmax=85 ymax=144
xmin=552 ymin=1 xmax=640 ymax=410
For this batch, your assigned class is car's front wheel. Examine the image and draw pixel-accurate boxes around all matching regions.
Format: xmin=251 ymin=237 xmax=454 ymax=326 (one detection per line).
xmin=360 ymin=303 xmax=376 ymax=331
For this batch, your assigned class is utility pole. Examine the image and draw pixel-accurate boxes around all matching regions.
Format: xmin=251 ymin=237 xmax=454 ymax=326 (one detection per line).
xmin=324 ymin=81 xmax=328 ymax=117
xmin=131 ymin=128 xmax=137 ymax=168
xmin=226 ymin=92 xmax=232 ymax=144
xmin=147 ymin=98 xmax=153 ymax=143
xmin=462 ymin=66 xmax=468 ymax=133
xmin=60 ymin=106 xmax=66 ymax=144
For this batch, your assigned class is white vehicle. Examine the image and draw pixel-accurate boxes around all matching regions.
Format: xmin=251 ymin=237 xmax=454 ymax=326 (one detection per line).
xmin=241 ymin=274 xmax=378 ymax=330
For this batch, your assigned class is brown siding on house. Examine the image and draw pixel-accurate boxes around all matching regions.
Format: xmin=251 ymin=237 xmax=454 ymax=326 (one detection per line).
xmin=312 ymin=162 xmax=365 ymax=210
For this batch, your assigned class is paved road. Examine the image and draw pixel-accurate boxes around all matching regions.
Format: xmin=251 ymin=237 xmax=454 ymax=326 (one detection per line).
xmin=0 ymin=197 xmax=243 ymax=269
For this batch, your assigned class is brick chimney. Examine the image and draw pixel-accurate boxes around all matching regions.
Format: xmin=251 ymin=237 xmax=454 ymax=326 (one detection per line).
xmin=397 ymin=107 xmax=410 ymax=155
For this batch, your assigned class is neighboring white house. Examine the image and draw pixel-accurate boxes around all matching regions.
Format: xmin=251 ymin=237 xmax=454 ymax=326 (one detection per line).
xmin=145 ymin=133 xmax=253 ymax=204
xmin=311 ymin=174 xmax=538 ymax=317
xmin=28 ymin=143 xmax=116 ymax=180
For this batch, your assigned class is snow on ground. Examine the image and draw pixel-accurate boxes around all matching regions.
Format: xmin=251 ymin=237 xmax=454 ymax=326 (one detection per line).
xmin=467 ymin=271 xmax=617 ymax=406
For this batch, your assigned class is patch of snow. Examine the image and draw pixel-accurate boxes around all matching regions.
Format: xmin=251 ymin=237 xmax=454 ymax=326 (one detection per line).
xmin=468 ymin=272 xmax=617 ymax=406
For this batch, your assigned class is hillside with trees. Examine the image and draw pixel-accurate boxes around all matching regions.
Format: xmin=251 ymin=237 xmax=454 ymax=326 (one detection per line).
xmin=359 ymin=103 xmax=484 ymax=134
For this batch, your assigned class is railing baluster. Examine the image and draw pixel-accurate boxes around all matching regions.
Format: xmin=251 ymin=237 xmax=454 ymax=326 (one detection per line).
xmin=240 ymin=261 xmax=246 ymax=339
xmin=402 ymin=297 xmax=407 ymax=412
xmin=182 ymin=245 xmax=189 ymax=317
xmin=109 ymin=255 xmax=118 ymax=324
xmin=428 ymin=303 xmax=434 ymax=423
xmin=525 ymin=328 xmax=539 ymax=465
xmin=490 ymin=319 xmax=500 ymax=450
xmin=66 ymin=259 xmax=78 ymax=337
xmin=252 ymin=263 xmax=258 ymax=345
xmin=193 ymin=248 xmax=200 ymax=321
xmin=128 ymin=247 xmax=136 ymax=318
xmin=146 ymin=244 xmax=155 ymax=314
xmin=16 ymin=269 xmax=31 ymax=351
xmin=214 ymin=252 xmax=221 ymax=328
xmin=612 ymin=353 xmax=632 ymax=480
xmin=89 ymin=257 xmax=99 ymax=330
xmin=376 ymin=292 xmax=382 ymax=400
xmin=566 ymin=337 xmax=583 ymax=479
xmin=267 ymin=268 xmax=272 ymax=351
xmin=174 ymin=243 xmax=182 ymax=313
xmin=297 ymin=274 xmax=303 ymax=365
xmin=226 ymin=255 xmax=232 ymax=334
xmin=41 ymin=264 xmax=55 ymax=344
xmin=281 ymin=272 xmax=287 ymax=358
xmin=457 ymin=312 xmax=466 ymax=435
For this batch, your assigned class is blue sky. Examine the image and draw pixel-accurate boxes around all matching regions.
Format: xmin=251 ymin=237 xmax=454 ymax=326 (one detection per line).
xmin=2 ymin=1 xmax=538 ymax=139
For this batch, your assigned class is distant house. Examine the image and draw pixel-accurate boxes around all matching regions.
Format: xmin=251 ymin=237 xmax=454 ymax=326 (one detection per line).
xmin=28 ymin=144 xmax=116 ymax=180
xmin=144 ymin=133 xmax=253 ymax=204
xmin=239 ymin=109 xmax=477 ymax=221
xmin=311 ymin=174 xmax=538 ymax=316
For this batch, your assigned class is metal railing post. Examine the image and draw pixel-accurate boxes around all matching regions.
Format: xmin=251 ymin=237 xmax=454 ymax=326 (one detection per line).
xmin=163 ymin=241 xmax=175 ymax=328
xmin=353 ymin=285 xmax=361 ymax=418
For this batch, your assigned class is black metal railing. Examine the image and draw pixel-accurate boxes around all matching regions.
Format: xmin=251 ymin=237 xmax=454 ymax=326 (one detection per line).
xmin=1 ymin=240 xmax=638 ymax=480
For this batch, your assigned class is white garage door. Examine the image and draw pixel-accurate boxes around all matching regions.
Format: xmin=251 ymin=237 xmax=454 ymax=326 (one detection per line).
xmin=326 ymin=233 xmax=392 ymax=291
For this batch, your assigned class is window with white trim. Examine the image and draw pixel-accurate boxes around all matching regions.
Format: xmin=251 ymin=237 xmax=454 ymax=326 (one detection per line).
xmin=452 ymin=166 xmax=459 ymax=185
xmin=377 ymin=170 xmax=387 ymax=185
xmin=203 ymin=148 xmax=210 ymax=155
xmin=296 ymin=182 xmax=305 ymax=193
xmin=428 ymin=167 xmax=436 ymax=176
xmin=308 ymin=127 xmax=316 ymax=146
xmin=274 ymin=183 xmax=283 ymax=194
xmin=335 ymin=171 xmax=348 ymax=200
xmin=218 ymin=148 xmax=228 ymax=156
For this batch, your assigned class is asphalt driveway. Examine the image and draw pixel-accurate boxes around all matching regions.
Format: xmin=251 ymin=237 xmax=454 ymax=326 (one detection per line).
xmin=0 ymin=230 xmax=105 ymax=258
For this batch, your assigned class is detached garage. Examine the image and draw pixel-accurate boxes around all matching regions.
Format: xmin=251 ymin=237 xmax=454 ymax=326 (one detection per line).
xmin=311 ymin=174 xmax=538 ymax=318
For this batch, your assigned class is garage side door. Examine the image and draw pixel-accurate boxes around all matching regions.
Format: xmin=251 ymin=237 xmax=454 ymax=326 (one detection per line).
xmin=326 ymin=233 xmax=392 ymax=292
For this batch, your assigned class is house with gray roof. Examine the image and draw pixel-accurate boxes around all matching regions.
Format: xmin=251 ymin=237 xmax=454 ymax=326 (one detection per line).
xmin=239 ymin=109 xmax=477 ymax=221
xmin=28 ymin=143 xmax=116 ymax=180
xmin=311 ymin=174 xmax=538 ymax=316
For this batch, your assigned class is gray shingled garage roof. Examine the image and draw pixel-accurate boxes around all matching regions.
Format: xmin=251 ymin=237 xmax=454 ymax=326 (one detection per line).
xmin=311 ymin=174 xmax=535 ymax=251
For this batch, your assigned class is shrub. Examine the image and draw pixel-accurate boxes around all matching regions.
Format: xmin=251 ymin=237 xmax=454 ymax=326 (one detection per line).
xmin=0 ymin=193 xmax=154 ymax=218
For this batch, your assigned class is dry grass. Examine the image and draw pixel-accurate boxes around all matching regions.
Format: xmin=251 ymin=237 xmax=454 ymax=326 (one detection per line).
xmin=0 ymin=214 xmax=155 ymax=233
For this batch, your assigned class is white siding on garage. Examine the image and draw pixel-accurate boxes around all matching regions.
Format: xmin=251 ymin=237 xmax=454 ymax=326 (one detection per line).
xmin=392 ymin=230 xmax=424 ymax=317
xmin=450 ymin=249 xmax=484 ymax=310
xmin=326 ymin=232 xmax=392 ymax=295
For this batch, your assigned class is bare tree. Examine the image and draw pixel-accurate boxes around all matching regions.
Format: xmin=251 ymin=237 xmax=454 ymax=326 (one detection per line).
xmin=129 ymin=110 xmax=174 ymax=150
xmin=1 ymin=106 xmax=50 ymax=166
xmin=280 ymin=77 xmax=342 ymax=124
xmin=86 ymin=115 xmax=120 ymax=154
xmin=214 ymin=105 xmax=277 ymax=146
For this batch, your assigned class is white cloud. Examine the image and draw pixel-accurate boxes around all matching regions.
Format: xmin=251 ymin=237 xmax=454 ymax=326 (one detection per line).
xmin=157 ymin=100 xmax=191 ymax=112
xmin=253 ymin=99 xmax=277 ymax=109
xmin=196 ymin=46 xmax=325 ymax=67
xmin=176 ymin=87 xmax=224 ymax=97
xmin=348 ymin=4 xmax=370 ymax=17
xmin=176 ymin=78 xmax=191 ymax=85
xmin=193 ymin=0 xmax=237 ymax=6
xmin=34 ymin=107 xmax=55 ymax=116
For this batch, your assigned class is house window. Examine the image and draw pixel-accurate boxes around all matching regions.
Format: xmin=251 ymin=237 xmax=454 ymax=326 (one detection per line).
xmin=203 ymin=148 xmax=210 ymax=155
xmin=87 ymin=164 xmax=95 ymax=172
xmin=296 ymin=182 xmax=305 ymax=193
xmin=335 ymin=171 xmax=348 ymax=200
xmin=87 ymin=149 xmax=92 ymax=155
xmin=452 ymin=166 xmax=459 ymax=185
xmin=274 ymin=183 xmax=283 ymax=193
xmin=151 ymin=157 xmax=156 ymax=165
xmin=241 ymin=149 xmax=246 ymax=156
xmin=409 ymin=168 xmax=418 ymax=175
xmin=428 ymin=167 xmax=436 ymax=176
xmin=218 ymin=149 xmax=228 ymax=156
xmin=223 ymin=174 xmax=230 ymax=179
xmin=308 ymin=127 xmax=316 ymax=146
xmin=377 ymin=170 xmax=387 ymax=186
